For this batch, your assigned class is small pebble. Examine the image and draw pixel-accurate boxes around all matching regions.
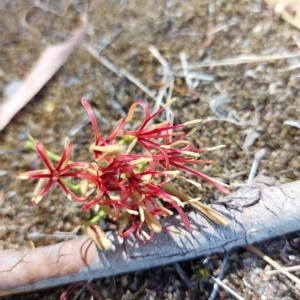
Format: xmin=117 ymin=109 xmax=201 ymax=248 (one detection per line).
xmin=3 ymin=79 xmax=21 ymax=98
xmin=121 ymin=275 xmax=128 ymax=287
xmin=64 ymin=76 xmax=80 ymax=87
xmin=167 ymin=285 xmax=174 ymax=293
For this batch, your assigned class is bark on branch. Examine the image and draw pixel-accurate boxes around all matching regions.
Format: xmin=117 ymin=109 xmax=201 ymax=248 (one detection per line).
xmin=1 ymin=174 xmax=300 ymax=296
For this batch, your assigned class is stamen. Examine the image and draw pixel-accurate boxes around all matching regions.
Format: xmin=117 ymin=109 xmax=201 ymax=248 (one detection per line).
xmin=167 ymin=228 xmax=185 ymax=236
xmin=182 ymin=150 xmax=200 ymax=158
xmin=207 ymin=177 xmax=230 ymax=188
xmin=207 ymin=145 xmax=226 ymax=151
xmin=186 ymin=127 xmax=198 ymax=137
xmin=170 ymin=196 xmax=184 ymax=207
xmin=17 ymin=174 xmax=29 ymax=180
xmin=182 ymin=197 xmax=202 ymax=205
xmin=160 ymin=145 xmax=171 ymax=149
xmin=169 ymin=140 xmax=190 ymax=147
xmin=141 ymin=229 xmax=151 ymax=240
xmin=126 ymin=137 xmax=138 ymax=154
xmin=64 ymin=136 xmax=70 ymax=148
xmin=164 ymin=170 xmax=180 ymax=182
xmin=126 ymin=209 xmax=139 ymax=215
xmin=85 ymin=225 xmax=112 ymax=250
xmin=163 ymin=97 xmax=177 ymax=109
xmin=144 ymin=208 xmax=162 ymax=233
xmin=139 ymin=206 xmax=145 ymax=222
xmin=118 ymin=215 xmax=129 ymax=235
xmin=181 ymin=177 xmax=202 ymax=188
xmin=160 ymin=206 xmax=173 ymax=215
xmin=34 ymin=195 xmax=42 ymax=204
xmin=130 ymin=157 xmax=152 ymax=165
xmin=91 ymin=144 xmax=124 ymax=155
xmin=183 ymin=119 xmax=202 ymax=126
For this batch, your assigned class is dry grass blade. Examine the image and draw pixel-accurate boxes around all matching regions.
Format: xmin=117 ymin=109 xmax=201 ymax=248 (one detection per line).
xmin=180 ymin=51 xmax=193 ymax=93
xmin=119 ymin=68 xmax=156 ymax=98
xmin=209 ymin=251 xmax=230 ymax=300
xmin=262 ymin=265 xmax=300 ymax=277
xmin=247 ymin=148 xmax=266 ymax=184
xmin=27 ymin=231 xmax=79 ymax=240
xmin=211 ymin=277 xmax=245 ymax=300
xmin=173 ymin=262 xmax=193 ymax=289
xmin=34 ymin=0 xmax=74 ymax=17
xmin=85 ymin=43 xmax=156 ymax=98
xmin=173 ymin=52 xmax=300 ymax=70
xmin=149 ymin=45 xmax=169 ymax=68
xmin=83 ymin=42 xmax=123 ymax=76
xmin=244 ymin=244 xmax=300 ymax=286
xmin=148 ymin=44 xmax=175 ymax=123
xmin=0 ymin=14 xmax=88 ymax=131
xmin=203 ymin=104 xmax=260 ymax=126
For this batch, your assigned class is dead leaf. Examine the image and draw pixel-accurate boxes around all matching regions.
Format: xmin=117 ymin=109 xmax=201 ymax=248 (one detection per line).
xmin=0 ymin=13 xmax=88 ymax=131
xmin=265 ymin=0 xmax=300 ymax=29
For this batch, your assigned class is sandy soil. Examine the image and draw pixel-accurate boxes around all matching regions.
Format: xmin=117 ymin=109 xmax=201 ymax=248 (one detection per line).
xmin=0 ymin=0 xmax=300 ymax=299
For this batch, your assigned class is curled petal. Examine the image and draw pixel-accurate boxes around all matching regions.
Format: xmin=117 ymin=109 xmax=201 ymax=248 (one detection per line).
xmin=35 ymin=142 xmax=55 ymax=172
xmin=85 ymin=225 xmax=112 ymax=250
xmin=81 ymin=97 xmax=101 ymax=143
xmin=143 ymin=207 xmax=162 ymax=233
xmin=118 ymin=218 xmax=139 ymax=238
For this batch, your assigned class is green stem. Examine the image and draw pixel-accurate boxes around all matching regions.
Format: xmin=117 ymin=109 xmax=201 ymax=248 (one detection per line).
xmin=24 ymin=141 xmax=69 ymax=163
xmin=82 ymin=209 xmax=107 ymax=230
xmin=89 ymin=210 xmax=106 ymax=224
xmin=61 ymin=179 xmax=82 ymax=192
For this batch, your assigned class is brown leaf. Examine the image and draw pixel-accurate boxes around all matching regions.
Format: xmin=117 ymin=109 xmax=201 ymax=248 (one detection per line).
xmin=0 ymin=14 xmax=88 ymax=131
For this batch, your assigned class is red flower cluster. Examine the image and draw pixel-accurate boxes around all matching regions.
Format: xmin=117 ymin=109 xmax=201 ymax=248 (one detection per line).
xmin=19 ymin=97 xmax=229 ymax=249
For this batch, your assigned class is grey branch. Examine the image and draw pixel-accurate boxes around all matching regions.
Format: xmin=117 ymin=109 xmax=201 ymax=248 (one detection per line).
xmin=1 ymin=175 xmax=300 ymax=296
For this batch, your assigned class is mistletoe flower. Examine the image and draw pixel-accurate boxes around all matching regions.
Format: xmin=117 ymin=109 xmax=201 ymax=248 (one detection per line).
xmin=20 ymin=97 xmax=231 ymax=250
xmin=18 ymin=138 xmax=88 ymax=204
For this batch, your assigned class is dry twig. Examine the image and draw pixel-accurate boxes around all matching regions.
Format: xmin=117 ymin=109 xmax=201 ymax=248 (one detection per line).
xmin=211 ymin=276 xmax=245 ymax=300
xmin=262 ymin=264 xmax=300 ymax=277
xmin=172 ymin=52 xmax=300 ymax=70
xmin=244 ymin=244 xmax=300 ymax=286
xmin=247 ymin=148 xmax=266 ymax=184
xmin=209 ymin=251 xmax=231 ymax=300
xmin=84 ymin=43 xmax=156 ymax=99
